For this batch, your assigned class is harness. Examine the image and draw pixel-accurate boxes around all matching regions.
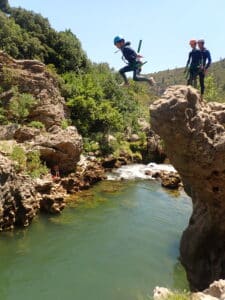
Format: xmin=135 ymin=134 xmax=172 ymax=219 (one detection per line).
xmin=121 ymin=40 xmax=148 ymax=70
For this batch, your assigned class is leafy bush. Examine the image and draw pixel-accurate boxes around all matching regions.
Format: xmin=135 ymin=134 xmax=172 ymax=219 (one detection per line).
xmin=63 ymin=67 xmax=148 ymax=143
xmin=26 ymin=150 xmax=48 ymax=178
xmin=10 ymin=145 xmax=26 ymax=171
xmin=10 ymin=145 xmax=48 ymax=177
xmin=204 ymin=74 xmax=221 ymax=102
xmin=61 ymin=119 xmax=72 ymax=130
xmin=28 ymin=121 xmax=45 ymax=129
xmin=1 ymin=66 xmax=19 ymax=90
xmin=9 ymin=89 xmax=36 ymax=123
xmin=83 ymin=138 xmax=100 ymax=153
xmin=0 ymin=106 xmax=8 ymax=124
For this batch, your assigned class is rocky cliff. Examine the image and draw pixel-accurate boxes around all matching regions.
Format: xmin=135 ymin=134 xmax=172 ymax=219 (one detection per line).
xmin=0 ymin=153 xmax=39 ymax=231
xmin=0 ymin=51 xmax=82 ymax=174
xmin=150 ymin=85 xmax=225 ymax=291
xmin=0 ymin=51 xmax=83 ymax=229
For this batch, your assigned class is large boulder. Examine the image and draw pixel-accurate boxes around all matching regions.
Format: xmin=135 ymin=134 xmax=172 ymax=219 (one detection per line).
xmin=13 ymin=125 xmax=82 ymax=174
xmin=150 ymin=85 xmax=225 ymax=291
xmin=0 ymin=154 xmax=39 ymax=230
xmin=33 ymin=125 xmax=82 ymax=174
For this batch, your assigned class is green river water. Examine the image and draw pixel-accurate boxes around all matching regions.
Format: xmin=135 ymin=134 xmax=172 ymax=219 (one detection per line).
xmin=0 ymin=179 xmax=191 ymax=300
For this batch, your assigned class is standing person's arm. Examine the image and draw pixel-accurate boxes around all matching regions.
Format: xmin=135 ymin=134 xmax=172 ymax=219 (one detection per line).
xmin=185 ymin=52 xmax=191 ymax=72
xmin=205 ymin=50 xmax=212 ymax=69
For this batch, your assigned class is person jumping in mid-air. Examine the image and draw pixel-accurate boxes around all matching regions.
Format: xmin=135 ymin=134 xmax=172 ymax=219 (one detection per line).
xmin=113 ymin=35 xmax=155 ymax=87
xmin=185 ymin=39 xmax=202 ymax=88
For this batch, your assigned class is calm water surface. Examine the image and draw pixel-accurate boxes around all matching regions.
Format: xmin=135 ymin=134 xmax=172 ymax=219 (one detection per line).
xmin=0 ymin=180 xmax=192 ymax=300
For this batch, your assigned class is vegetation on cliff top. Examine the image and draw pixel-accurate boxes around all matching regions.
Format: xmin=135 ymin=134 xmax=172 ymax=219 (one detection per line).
xmin=0 ymin=0 xmax=224 ymax=159
xmin=0 ymin=0 xmax=155 ymax=158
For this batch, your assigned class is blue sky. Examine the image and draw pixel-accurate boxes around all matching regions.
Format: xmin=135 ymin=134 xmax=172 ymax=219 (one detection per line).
xmin=9 ymin=0 xmax=225 ymax=73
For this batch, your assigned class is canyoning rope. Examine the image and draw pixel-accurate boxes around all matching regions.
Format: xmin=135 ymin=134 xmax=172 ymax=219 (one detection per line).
xmin=137 ymin=40 xmax=143 ymax=53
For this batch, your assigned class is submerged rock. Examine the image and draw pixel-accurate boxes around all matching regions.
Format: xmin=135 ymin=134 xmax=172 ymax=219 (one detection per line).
xmin=160 ymin=171 xmax=181 ymax=189
xmin=150 ymin=85 xmax=225 ymax=291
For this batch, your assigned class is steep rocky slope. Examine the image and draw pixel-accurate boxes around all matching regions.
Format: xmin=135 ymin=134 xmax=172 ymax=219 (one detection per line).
xmin=0 ymin=51 xmax=83 ymax=229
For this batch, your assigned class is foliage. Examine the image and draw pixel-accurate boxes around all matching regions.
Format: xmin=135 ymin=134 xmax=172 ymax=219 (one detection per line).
xmin=10 ymin=145 xmax=48 ymax=177
xmin=0 ymin=6 xmax=89 ymax=73
xmin=61 ymin=119 xmax=71 ymax=130
xmin=204 ymin=74 xmax=221 ymax=102
xmin=52 ymin=30 xmax=90 ymax=73
xmin=0 ymin=0 xmax=10 ymax=13
xmin=112 ymin=141 xmax=133 ymax=158
xmin=26 ymin=150 xmax=48 ymax=178
xmin=28 ymin=121 xmax=45 ymax=129
xmin=46 ymin=64 xmax=64 ymax=87
xmin=0 ymin=2 xmax=153 ymax=157
xmin=166 ymin=292 xmax=190 ymax=300
xmin=0 ymin=106 xmax=8 ymax=124
xmin=0 ymin=11 xmax=44 ymax=60
xmin=9 ymin=89 xmax=36 ymax=123
xmin=63 ymin=66 xmax=148 ymax=142
xmin=1 ymin=66 xmax=19 ymax=90
xmin=83 ymin=138 xmax=100 ymax=153
xmin=10 ymin=145 xmax=26 ymax=171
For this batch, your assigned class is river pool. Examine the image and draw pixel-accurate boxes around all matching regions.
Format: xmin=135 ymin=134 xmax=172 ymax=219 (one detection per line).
xmin=0 ymin=172 xmax=191 ymax=300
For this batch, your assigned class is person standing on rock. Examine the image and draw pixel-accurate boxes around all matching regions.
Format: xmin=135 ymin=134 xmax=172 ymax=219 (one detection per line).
xmin=197 ymin=39 xmax=212 ymax=97
xmin=185 ymin=39 xmax=202 ymax=88
xmin=113 ymin=35 xmax=155 ymax=87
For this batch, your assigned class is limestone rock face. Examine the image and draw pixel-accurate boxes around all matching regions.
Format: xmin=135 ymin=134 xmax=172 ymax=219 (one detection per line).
xmin=22 ymin=125 xmax=82 ymax=174
xmin=146 ymin=130 xmax=166 ymax=163
xmin=0 ymin=51 xmax=67 ymax=129
xmin=150 ymin=85 xmax=225 ymax=291
xmin=0 ymin=154 xmax=39 ymax=230
xmin=0 ymin=51 xmax=83 ymax=174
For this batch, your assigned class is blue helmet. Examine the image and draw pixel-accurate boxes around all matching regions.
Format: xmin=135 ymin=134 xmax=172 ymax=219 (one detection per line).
xmin=114 ymin=35 xmax=124 ymax=45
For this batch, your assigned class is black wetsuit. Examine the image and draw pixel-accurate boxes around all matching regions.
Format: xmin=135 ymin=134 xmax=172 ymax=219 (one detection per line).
xmin=119 ymin=42 xmax=149 ymax=84
xmin=199 ymin=48 xmax=212 ymax=95
xmin=186 ymin=48 xmax=202 ymax=87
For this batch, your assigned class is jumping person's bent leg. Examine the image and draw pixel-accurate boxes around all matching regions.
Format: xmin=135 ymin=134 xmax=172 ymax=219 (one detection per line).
xmin=119 ymin=65 xmax=133 ymax=84
xmin=133 ymin=68 xmax=149 ymax=83
xmin=133 ymin=69 xmax=155 ymax=86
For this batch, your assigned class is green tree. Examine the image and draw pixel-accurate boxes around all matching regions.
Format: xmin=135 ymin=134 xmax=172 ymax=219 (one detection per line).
xmin=53 ymin=30 xmax=89 ymax=73
xmin=0 ymin=0 xmax=10 ymax=13
xmin=0 ymin=7 xmax=89 ymax=73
